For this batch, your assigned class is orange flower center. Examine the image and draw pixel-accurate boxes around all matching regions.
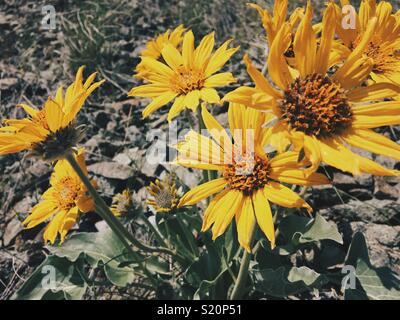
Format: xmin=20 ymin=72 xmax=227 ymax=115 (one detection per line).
xmin=352 ymin=36 xmax=400 ymax=75
xmin=223 ymin=154 xmax=270 ymax=196
xmin=365 ymin=42 xmax=400 ymax=75
xmin=170 ymin=67 xmax=205 ymax=95
xmin=53 ymin=176 xmax=81 ymax=210
xmin=279 ymin=74 xmax=353 ymax=138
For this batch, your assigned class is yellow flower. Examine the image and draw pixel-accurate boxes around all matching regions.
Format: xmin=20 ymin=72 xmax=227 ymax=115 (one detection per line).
xmin=111 ymin=189 xmax=133 ymax=216
xmin=135 ymin=25 xmax=186 ymax=79
xmin=249 ymin=0 xmax=304 ymax=48
xmin=0 ymin=67 xmax=105 ymax=161
xmin=129 ymin=31 xmax=239 ymax=122
xmin=146 ymin=176 xmax=180 ymax=213
xmin=174 ymin=104 xmax=329 ymax=252
xmin=335 ymin=0 xmax=400 ymax=85
xmin=22 ymin=149 xmax=96 ymax=244
xmin=224 ymin=1 xmax=400 ymax=177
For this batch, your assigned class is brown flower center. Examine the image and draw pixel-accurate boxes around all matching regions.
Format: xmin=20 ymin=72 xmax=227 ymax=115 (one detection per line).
xmin=223 ymin=154 xmax=270 ymax=196
xmin=53 ymin=176 xmax=81 ymax=210
xmin=170 ymin=67 xmax=205 ymax=95
xmin=279 ymin=74 xmax=353 ymax=138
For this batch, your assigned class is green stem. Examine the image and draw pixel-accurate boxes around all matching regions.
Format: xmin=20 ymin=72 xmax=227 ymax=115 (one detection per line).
xmin=65 ymin=152 xmax=157 ymax=286
xmin=140 ymin=213 xmax=170 ymax=249
xmin=230 ymin=223 xmax=256 ymax=300
xmin=197 ymin=106 xmax=205 ymax=133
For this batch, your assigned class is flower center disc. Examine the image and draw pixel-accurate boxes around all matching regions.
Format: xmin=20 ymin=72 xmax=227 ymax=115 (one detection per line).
xmin=223 ymin=154 xmax=270 ymax=196
xmin=54 ymin=176 xmax=81 ymax=210
xmin=171 ymin=67 xmax=205 ymax=95
xmin=366 ymin=42 xmax=400 ymax=75
xmin=279 ymin=74 xmax=353 ymax=138
xmin=351 ymin=35 xmax=400 ymax=75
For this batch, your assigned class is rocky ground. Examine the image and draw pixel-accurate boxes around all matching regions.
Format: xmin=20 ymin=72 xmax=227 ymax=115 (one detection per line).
xmin=0 ymin=0 xmax=399 ymax=300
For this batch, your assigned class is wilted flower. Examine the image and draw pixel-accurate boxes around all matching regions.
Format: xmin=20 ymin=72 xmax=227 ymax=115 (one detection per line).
xmin=175 ymin=104 xmax=329 ymax=252
xmin=111 ymin=188 xmax=134 ymax=216
xmin=146 ymin=176 xmax=180 ymax=213
xmin=0 ymin=66 xmax=104 ymax=161
xmin=224 ymin=1 xmax=400 ymax=177
xmin=22 ymin=149 xmax=96 ymax=244
xmin=135 ymin=25 xmax=186 ymax=79
xmin=129 ymin=30 xmax=239 ymax=122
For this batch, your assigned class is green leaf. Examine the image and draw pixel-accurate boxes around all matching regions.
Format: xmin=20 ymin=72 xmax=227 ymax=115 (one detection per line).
xmin=184 ymin=234 xmax=237 ymax=300
xmin=12 ymin=256 xmax=87 ymax=300
xmin=47 ymin=227 xmax=135 ymax=287
xmin=253 ymin=266 xmax=328 ymax=298
xmin=280 ymin=213 xmax=343 ymax=249
xmin=344 ymin=232 xmax=400 ymax=300
xmin=156 ymin=212 xmax=200 ymax=267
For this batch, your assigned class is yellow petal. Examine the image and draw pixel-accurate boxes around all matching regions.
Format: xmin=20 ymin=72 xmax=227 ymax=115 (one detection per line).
xmin=315 ymin=2 xmax=336 ymax=74
xmin=167 ymin=95 xmax=186 ymax=122
xmin=204 ymin=39 xmax=239 ymax=77
xmin=173 ymin=159 xmax=223 ymax=171
xmin=202 ymin=189 xmax=231 ymax=231
xmin=303 ymin=135 xmax=322 ymax=173
xmin=43 ymin=210 xmax=68 ymax=244
xmin=59 ymin=207 xmax=79 ymax=243
xmin=182 ymin=30 xmax=195 ymax=69
xmin=265 ymin=121 xmax=291 ymax=153
xmin=128 ymin=84 xmax=171 ymax=98
xmin=18 ymin=104 xmax=39 ymax=118
xmin=142 ymin=92 xmax=177 ymax=118
xmin=355 ymin=153 xmax=400 ymax=176
xmin=140 ymin=56 xmax=175 ymax=78
xmin=268 ymin=22 xmax=293 ymax=90
xmin=161 ymin=43 xmax=183 ymax=71
xmin=342 ymin=129 xmax=400 ymax=160
xmin=201 ymin=104 xmax=232 ymax=154
xmin=269 ymin=167 xmax=330 ymax=186
xmin=270 ymin=151 xmax=305 ymax=168
xmin=235 ymin=196 xmax=255 ymax=252
xmin=294 ymin=1 xmax=317 ymax=77
xmin=243 ymin=54 xmax=281 ymax=99
xmin=194 ymin=32 xmax=215 ymax=69
xmin=318 ymin=138 xmax=360 ymax=175
xmin=44 ymin=98 xmax=64 ymax=132
xmin=178 ymin=178 xmax=227 ymax=207
xmin=253 ymin=189 xmax=275 ymax=248
xmin=212 ymin=190 xmax=243 ymax=240
xmin=204 ymin=72 xmax=236 ymax=88
xmin=352 ymin=101 xmax=400 ymax=116
xmin=175 ymin=130 xmax=225 ymax=165
xmin=223 ymin=87 xmax=271 ymax=110
xmin=352 ymin=115 xmax=400 ymax=128
xmin=22 ymin=200 xmax=58 ymax=229
xmin=200 ymin=88 xmax=220 ymax=104
xmin=184 ymin=90 xmax=201 ymax=111
xmin=264 ymin=182 xmax=312 ymax=212
xmin=348 ymin=83 xmax=400 ymax=103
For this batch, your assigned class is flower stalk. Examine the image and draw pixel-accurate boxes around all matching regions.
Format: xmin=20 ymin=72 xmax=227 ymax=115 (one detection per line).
xmin=65 ymin=151 xmax=179 ymax=256
xmin=229 ymin=222 xmax=256 ymax=300
xmin=65 ymin=151 xmax=160 ymax=286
